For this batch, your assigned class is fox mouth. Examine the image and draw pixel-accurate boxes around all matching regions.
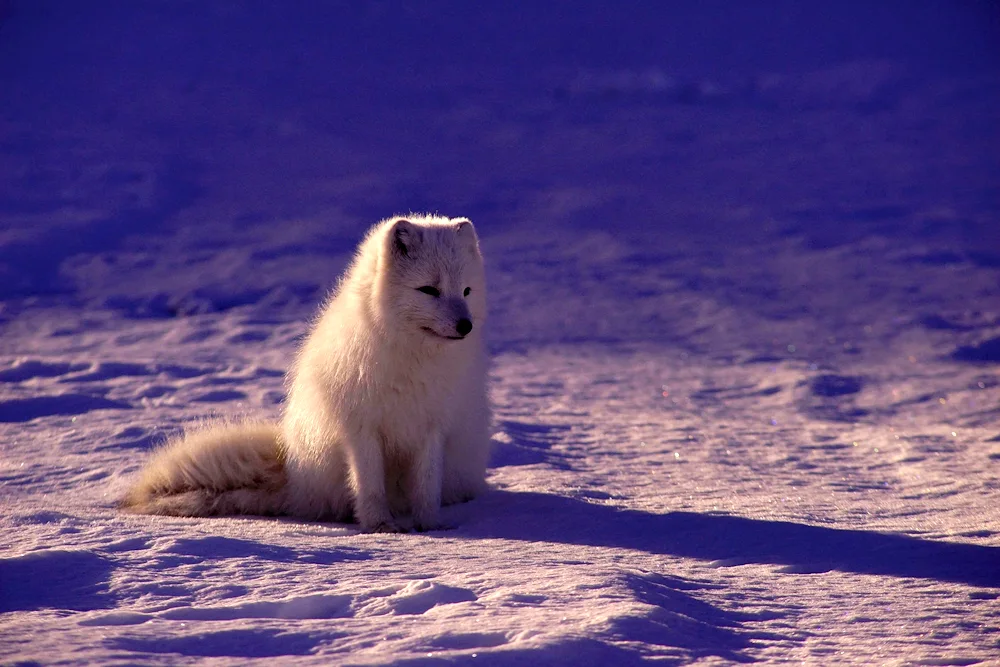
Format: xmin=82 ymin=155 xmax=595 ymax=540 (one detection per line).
xmin=421 ymin=327 xmax=465 ymax=341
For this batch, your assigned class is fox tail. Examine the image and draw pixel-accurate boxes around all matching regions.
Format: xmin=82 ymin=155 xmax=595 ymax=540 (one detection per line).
xmin=120 ymin=421 xmax=287 ymax=517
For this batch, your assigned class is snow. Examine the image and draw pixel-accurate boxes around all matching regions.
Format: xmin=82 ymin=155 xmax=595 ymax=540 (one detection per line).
xmin=2 ymin=1 xmax=999 ymax=664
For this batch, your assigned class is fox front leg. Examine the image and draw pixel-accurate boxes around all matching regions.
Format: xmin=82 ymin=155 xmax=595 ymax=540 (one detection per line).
xmin=344 ymin=434 xmax=401 ymax=533
xmin=406 ymin=433 xmax=444 ymax=532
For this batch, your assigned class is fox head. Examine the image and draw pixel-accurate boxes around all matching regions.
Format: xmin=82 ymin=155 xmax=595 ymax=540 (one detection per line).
xmin=374 ymin=215 xmax=487 ymax=343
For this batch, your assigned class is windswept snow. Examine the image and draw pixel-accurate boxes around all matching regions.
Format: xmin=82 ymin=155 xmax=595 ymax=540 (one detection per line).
xmin=1 ymin=2 xmax=999 ymax=665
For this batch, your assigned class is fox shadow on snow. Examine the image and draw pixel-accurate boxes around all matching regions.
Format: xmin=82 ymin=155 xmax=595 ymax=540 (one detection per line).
xmin=463 ymin=490 xmax=1000 ymax=589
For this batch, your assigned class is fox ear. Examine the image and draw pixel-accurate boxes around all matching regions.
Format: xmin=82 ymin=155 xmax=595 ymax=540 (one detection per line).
xmin=454 ymin=219 xmax=480 ymax=251
xmin=390 ymin=218 xmax=421 ymax=259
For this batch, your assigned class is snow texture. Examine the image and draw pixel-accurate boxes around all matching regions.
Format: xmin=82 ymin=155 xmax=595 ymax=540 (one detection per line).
xmin=1 ymin=1 xmax=999 ymax=664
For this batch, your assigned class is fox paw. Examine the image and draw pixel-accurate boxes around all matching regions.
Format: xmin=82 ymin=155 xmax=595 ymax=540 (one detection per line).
xmin=413 ymin=520 xmax=443 ymax=533
xmin=412 ymin=510 xmax=444 ymax=532
xmin=363 ymin=518 xmax=404 ymax=534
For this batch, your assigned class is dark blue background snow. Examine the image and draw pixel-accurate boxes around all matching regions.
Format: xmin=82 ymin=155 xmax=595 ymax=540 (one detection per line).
xmin=1 ymin=1 xmax=997 ymax=293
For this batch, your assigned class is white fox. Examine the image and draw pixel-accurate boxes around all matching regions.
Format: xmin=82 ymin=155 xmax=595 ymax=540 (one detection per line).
xmin=121 ymin=214 xmax=492 ymax=532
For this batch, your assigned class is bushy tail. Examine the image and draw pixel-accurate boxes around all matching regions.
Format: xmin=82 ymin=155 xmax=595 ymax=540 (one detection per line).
xmin=120 ymin=421 xmax=287 ymax=518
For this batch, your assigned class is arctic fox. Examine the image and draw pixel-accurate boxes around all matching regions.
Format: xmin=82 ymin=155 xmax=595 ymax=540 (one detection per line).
xmin=121 ymin=214 xmax=492 ymax=533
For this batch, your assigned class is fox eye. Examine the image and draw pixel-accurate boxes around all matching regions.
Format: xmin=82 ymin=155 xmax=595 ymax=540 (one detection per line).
xmin=463 ymin=287 xmax=471 ymax=297
xmin=416 ymin=286 xmax=440 ymax=297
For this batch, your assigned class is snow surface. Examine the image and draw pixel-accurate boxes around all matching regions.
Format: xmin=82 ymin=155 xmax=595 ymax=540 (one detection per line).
xmin=2 ymin=1 xmax=999 ymax=664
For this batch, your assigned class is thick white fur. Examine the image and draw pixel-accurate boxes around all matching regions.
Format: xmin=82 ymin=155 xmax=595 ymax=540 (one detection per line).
xmin=121 ymin=214 xmax=492 ymax=532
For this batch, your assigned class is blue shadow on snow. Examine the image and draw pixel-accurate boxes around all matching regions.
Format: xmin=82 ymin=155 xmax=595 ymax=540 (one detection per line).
xmin=465 ymin=491 xmax=1000 ymax=588
xmin=0 ymin=549 xmax=116 ymax=612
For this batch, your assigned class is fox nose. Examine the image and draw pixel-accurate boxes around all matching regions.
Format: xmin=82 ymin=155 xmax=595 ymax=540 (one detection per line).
xmin=456 ymin=318 xmax=473 ymax=337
